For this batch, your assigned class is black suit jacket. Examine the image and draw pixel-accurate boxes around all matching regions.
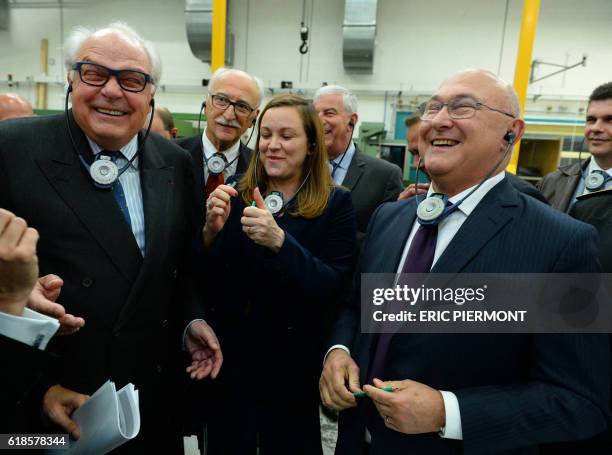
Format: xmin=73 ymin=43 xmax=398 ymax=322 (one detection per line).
xmin=342 ymin=145 xmax=404 ymax=240
xmin=0 ymin=113 xmax=201 ymax=452
xmin=330 ymin=177 xmax=609 ymax=455
xmin=175 ymin=133 xmax=252 ymax=225
xmin=0 ymin=334 xmax=56 ymax=433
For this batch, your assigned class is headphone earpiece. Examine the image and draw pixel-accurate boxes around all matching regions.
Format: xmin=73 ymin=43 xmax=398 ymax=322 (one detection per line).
xmin=201 ymin=101 xmax=206 ymax=110
xmin=349 ymin=121 xmax=355 ymax=128
xmin=503 ymin=131 xmax=516 ymax=145
xmin=149 ymin=99 xmax=154 ymax=107
xmin=252 ymin=118 xmax=257 ymax=127
xmin=67 ymin=84 xmax=73 ymax=94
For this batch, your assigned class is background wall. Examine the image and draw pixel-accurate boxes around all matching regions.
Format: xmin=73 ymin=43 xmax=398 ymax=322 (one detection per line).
xmin=1 ymin=0 xmax=611 ymax=137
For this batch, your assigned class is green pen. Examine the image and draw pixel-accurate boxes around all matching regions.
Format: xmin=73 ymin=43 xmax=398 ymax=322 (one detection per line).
xmin=229 ymin=181 xmax=237 ymax=188
xmin=251 ymin=201 xmax=257 ymax=207
xmin=353 ymin=386 xmax=394 ymax=397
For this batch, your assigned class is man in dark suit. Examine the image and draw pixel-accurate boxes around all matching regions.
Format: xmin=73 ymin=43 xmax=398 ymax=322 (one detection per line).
xmin=176 ymin=68 xmax=261 ymax=223
xmin=0 ymin=22 xmax=221 ymax=452
xmin=314 ymin=85 xmax=404 ymax=241
xmin=320 ymin=69 xmax=609 ymax=454
xmin=538 ymin=82 xmax=612 ymax=212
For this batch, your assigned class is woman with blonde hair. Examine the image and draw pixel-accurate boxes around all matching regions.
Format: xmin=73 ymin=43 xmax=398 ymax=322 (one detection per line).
xmin=201 ymin=94 xmax=356 ymax=454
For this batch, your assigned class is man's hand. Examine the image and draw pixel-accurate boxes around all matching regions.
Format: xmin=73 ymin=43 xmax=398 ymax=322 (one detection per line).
xmin=204 ymin=184 xmax=238 ymax=247
xmin=185 ymin=320 xmax=223 ymax=380
xmin=27 ymin=274 xmax=85 ymax=335
xmin=0 ymin=209 xmax=40 ymax=316
xmin=364 ymin=377 xmax=445 ymax=434
xmin=319 ymin=348 xmax=361 ymax=411
xmin=241 ymin=187 xmax=285 ymax=253
xmin=397 ymin=183 xmax=429 ymax=201
xmin=42 ymin=385 xmax=90 ymax=439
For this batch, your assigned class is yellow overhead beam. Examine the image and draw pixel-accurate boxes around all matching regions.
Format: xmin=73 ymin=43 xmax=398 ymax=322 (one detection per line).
xmin=507 ymin=0 xmax=540 ymax=174
xmin=211 ymin=0 xmax=227 ymax=72
xmin=36 ymin=38 xmax=49 ymax=110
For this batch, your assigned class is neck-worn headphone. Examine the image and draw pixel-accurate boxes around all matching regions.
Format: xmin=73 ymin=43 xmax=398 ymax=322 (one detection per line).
xmin=415 ymin=129 xmax=516 ymax=225
xmin=64 ymin=84 xmax=155 ymax=188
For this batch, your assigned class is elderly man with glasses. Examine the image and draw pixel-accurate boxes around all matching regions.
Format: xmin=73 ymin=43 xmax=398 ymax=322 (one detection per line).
xmin=0 ymin=22 xmax=222 ymax=453
xmin=321 ymin=69 xmax=609 ymax=455
xmin=176 ymin=68 xmax=263 ymax=225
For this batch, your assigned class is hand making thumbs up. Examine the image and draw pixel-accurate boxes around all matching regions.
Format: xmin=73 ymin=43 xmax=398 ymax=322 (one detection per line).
xmin=241 ymin=187 xmax=285 ymax=253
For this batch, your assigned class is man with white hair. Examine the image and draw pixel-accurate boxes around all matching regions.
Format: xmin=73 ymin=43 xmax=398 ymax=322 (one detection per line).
xmin=320 ymin=69 xmax=609 ymax=454
xmin=0 ymin=22 xmax=221 ymax=452
xmin=313 ymin=85 xmax=404 ymax=242
xmin=0 ymin=93 xmax=34 ymax=121
xmin=176 ymin=68 xmax=262 ymax=221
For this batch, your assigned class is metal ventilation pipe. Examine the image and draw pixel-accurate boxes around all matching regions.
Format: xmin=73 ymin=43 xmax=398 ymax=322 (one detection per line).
xmin=343 ymin=0 xmax=377 ymax=73
xmin=185 ymin=0 xmax=233 ymax=66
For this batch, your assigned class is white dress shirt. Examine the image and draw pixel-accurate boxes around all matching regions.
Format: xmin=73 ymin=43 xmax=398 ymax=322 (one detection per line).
xmin=202 ymin=131 xmax=241 ymax=183
xmin=0 ymin=308 xmax=60 ymax=350
xmin=328 ymin=171 xmax=507 ymax=441
xmin=571 ymin=157 xmax=612 ymax=204
xmin=330 ymin=142 xmax=356 ymax=186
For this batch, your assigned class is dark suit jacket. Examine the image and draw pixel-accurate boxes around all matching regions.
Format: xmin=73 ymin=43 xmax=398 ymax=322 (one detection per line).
xmin=204 ymin=186 xmax=356 ymax=454
xmin=342 ymin=145 xmax=404 ymax=240
xmin=175 ymin=134 xmax=252 ymax=225
xmin=0 ymin=113 xmax=201 ymax=452
xmin=537 ymin=160 xmax=587 ymax=211
xmin=506 ymin=172 xmax=548 ymax=204
xmin=330 ymin=177 xmax=609 ymax=455
xmin=0 ymin=334 xmax=56 ymax=433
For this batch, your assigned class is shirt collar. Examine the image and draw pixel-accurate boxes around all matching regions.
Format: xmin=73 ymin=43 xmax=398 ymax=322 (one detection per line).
xmin=202 ymin=130 xmax=241 ymax=163
xmin=331 ymin=141 xmax=356 ymax=170
xmin=426 ymin=171 xmax=506 ymax=217
xmin=588 ymin=157 xmax=612 ymax=176
xmin=87 ymin=135 xmax=139 ymax=169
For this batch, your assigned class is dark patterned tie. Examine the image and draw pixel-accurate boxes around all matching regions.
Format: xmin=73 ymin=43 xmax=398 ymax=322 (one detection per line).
xmin=105 ymin=151 xmax=132 ymax=228
xmin=368 ymin=223 xmax=439 ymax=382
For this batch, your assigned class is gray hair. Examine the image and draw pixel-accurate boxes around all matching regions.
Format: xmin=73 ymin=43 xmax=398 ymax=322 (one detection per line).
xmin=313 ymin=85 xmax=358 ymax=114
xmin=64 ymin=22 xmax=162 ymax=91
xmin=208 ymin=68 xmax=264 ymax=109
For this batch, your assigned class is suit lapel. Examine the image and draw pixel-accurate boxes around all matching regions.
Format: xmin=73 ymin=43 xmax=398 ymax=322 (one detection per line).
xmin=342 ymin=145 xmax=365 ymax=190
xmin=236 ymin=143 xmax=252 ymax=174
xmin=114 ymin=137 xmax=174 ymax=330
xmin=36 ymin=113 xmax=142 ymax=282
xmin=432 ymin=179 xmax=519 ymax=272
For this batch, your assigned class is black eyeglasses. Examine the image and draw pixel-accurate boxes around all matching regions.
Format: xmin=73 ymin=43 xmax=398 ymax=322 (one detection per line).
xmin=72 ymin=61 xmax=153 ymax=93
xmin=209 ymin=93 xmax=255 ymax=117
xmin=419 ymin=98 xmax=516 ymax=120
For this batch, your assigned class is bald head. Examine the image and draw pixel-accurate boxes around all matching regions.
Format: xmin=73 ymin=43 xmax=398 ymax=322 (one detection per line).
xmin=444 ymin=69 xmax=521 ymax=117
xmin=0 ymin=94 xmax=34 ymax=121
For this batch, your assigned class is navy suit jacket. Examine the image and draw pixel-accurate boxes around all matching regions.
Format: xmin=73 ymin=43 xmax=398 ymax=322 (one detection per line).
xmin=175 ymin=134 xmax=252 ymax=225
xmin=330 ymin=177 xmax=610 ymax=455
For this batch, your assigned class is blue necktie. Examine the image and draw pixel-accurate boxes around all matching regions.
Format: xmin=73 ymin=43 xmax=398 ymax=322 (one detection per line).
xmin=106 ymin=151 xmax=132 ymax=228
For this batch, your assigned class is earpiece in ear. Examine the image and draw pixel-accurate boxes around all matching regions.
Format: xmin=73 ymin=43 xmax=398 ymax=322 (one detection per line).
xmin=150 ymin=98 xmax=154 ymax=107
xmin=67 ymin=84 xmax=73 ymax=94
xmin=349 ymin=121 xmax=355 ymax=128
xmin=503 ymin=131 xmax=516 ymax=145
xmin=201 ymin=101 xmax=206 ymax=110
xmin=252 ymin=118 xmax=257 ymax=127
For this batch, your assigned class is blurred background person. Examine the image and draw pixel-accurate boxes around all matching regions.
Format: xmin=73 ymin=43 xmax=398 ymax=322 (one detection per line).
xmin=149 ymin=105 xmax=178 ymax=138
xmin=202 ymin=94 xmax=357 ymax=454
xmin=313 ymin=85 xmax=403 ymax=243
xmin=0 ymin=93 xmax=34 ymax=121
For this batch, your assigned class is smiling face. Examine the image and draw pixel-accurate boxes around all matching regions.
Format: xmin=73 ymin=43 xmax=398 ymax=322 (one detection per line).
xmin=69 ymin=32 xmax=153 ymax=150
xmin=205 ymin=71 xmax=260 ymax=152
xmin=419 ymin=71 xmax=521 ymax=195
xmin=585 ymin=99 xmax=612 ymax=169
xmin=258 ymin=106 xmax=309 ymax=191
xmin=313 ymin=93 xmax=357 ymax=160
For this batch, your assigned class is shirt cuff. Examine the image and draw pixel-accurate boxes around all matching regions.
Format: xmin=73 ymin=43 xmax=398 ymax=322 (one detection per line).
xmin=182 ymin=318 xmax=206 ymax=350
xmin=323 ymin=344 xmax=350 ymax=365
xmin=438 ymin=390 xmax=463 ymax=440
xmin=0 ymin=308 xmax=60 ymax=350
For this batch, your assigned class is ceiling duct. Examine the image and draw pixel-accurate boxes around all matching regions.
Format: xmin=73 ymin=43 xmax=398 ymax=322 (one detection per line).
xmin=343 ymin=0 xmax=377 ymax=73
xmin=185 ymin=0 xmax=233 ymax=66
xmin=0 ymin=0 xmax=8 ymax=30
